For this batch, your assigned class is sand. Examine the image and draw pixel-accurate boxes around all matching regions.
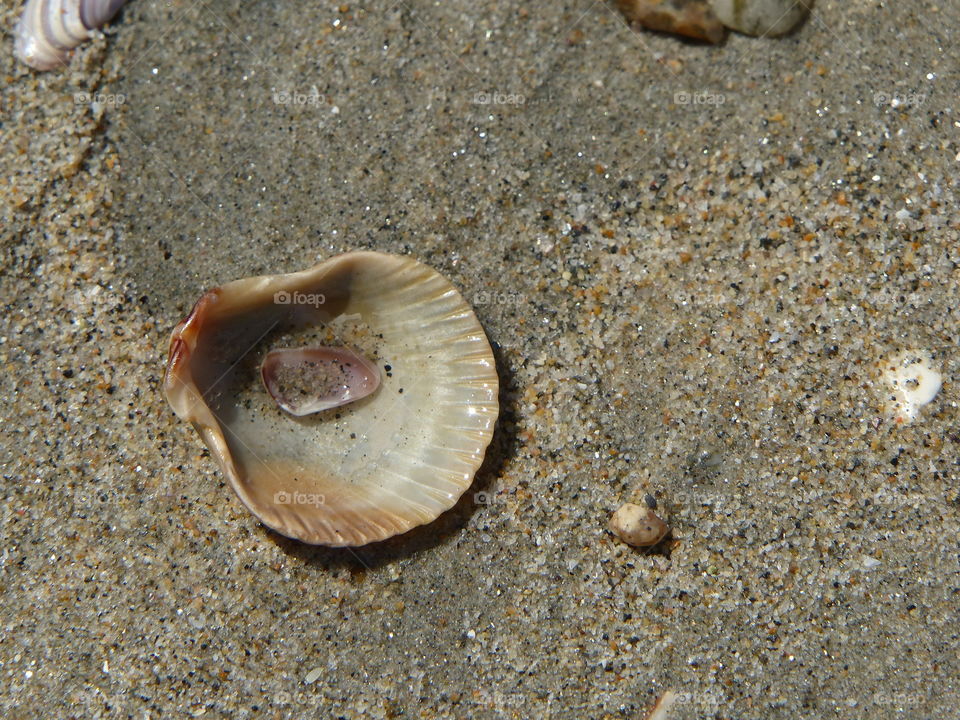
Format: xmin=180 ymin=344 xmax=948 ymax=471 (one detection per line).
xmin=2 ymin=0 xmax=959 ymax=717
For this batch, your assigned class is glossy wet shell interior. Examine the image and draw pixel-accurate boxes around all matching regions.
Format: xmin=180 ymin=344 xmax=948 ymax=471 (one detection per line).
xmin=261 ymin=346 xmax=382 ymax=416
xmin=164 ymin=251 xmax=499 ymax=546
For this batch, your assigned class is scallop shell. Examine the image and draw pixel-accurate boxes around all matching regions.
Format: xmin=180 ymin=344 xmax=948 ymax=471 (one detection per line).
xmin=163 ymin=251 xmax=499 ymax=547
xmin=15 ymin=0 xmax=128 ymax=71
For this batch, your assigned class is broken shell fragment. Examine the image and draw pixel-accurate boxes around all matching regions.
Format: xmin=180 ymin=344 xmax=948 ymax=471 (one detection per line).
xmin=261 ymin=346 xmax=381 ymax=416
xmin=617 ymin=0 xmax=812 ymax=41
xmin=882 ymin=349 xmax=942 ymax=423
xmin=617 ymin=0 xmax=726 ymax=44
xmin=644 ymin=691 xmax=681 ymax=720
xmin=709 ymin=0 xmax=812 ymax=37
xmin=609 ymin=503 xmax=670 ymax=547
xmin=163 ymin=251 xmax=499 ymax=547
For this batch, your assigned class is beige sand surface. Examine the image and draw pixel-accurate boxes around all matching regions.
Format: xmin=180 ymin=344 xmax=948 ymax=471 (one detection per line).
xmin=2 ymin=1 xmax=958 ymax=717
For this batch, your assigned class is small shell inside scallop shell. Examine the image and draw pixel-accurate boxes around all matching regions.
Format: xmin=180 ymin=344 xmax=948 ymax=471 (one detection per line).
xmin=163 ymin=251 xmax=499 ymax=547
xmin=261 ymin=346 xmax=381 ymax=416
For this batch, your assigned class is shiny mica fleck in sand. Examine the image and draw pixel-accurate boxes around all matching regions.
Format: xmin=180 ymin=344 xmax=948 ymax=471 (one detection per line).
xmin=163 ymin=251 xmax=499 ymax=547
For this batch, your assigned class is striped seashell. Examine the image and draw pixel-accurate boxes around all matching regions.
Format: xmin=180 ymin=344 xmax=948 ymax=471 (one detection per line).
xmin=15 ymin=0 xmax=128 ymax=71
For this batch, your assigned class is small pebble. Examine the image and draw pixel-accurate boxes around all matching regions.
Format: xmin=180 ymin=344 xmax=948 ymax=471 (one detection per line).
xmin=609 ymin=503 xmax=671 ymax=547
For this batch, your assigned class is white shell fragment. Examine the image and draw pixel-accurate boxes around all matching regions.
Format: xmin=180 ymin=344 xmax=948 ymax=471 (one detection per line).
xmin=609 ymin=503 xmax=670 ymax=547
xmin=261 ymin=346 xmax=381 ymax=416
xmin=709 ymin=0 xmax=812 ymax=37
xmin=15 ymin=0 xmax=128 ymax=70
xmin=164 ymin=251 xmax=500 ymax=546
xmin=644 ymin=691 xmax=681 ymax=720
xmin=883 ymin=350 xmax=942 ymax=423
